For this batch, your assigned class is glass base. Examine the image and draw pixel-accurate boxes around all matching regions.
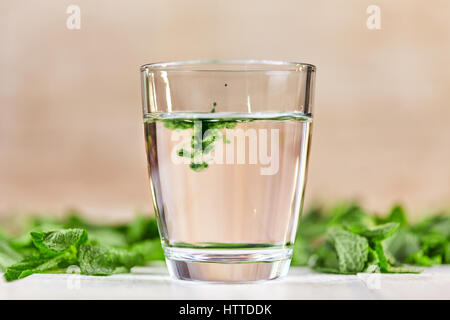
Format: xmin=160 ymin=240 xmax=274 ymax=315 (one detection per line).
xmin=164 ymin=247 xmax=292 ymax=282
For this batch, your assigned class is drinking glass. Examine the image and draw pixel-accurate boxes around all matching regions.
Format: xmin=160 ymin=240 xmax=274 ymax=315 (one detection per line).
xmin=140 ymin=60 xmax=315 ymax=282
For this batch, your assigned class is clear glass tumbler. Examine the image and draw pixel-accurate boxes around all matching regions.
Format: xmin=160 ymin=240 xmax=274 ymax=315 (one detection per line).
xmin=140 ymin=60 xmax=315 ymax=282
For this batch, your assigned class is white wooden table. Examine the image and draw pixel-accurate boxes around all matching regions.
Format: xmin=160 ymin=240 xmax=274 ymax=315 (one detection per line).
xmin=1 ymin=264 xmax=449 ymax=300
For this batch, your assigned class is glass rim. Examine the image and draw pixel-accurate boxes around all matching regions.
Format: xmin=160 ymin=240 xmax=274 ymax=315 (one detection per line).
xmin=140 ymin=59 xmax=316 ymax=72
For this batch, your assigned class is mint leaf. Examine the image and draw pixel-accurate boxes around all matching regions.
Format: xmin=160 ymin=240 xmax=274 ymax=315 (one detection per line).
xmin=384 ymin=229 xmax=421 ymax=263
xmin=297 ymin=207 xmax=330 ymax=240
xmin=0 ymin=240 xmax=22 ymax=272
xmin=412 ymin=215 xmax=450 ymax=238
xmin=86 ymin=229 xmax=127 ymax=248
xmin=9 ymin=220 xmax=63 ymax=250
xmin=125 ymin=216 xmax=159 ymax=244
xmin=4 ymin=229 xmax=87 ymax=281
xmin=31 ymin=229 xmax=87 ymax=255
xmin=329 ymin=204 xmax=375 ymax=232
xmin=408 ymin=250 xmax=442 ymax=266
xmin=78 ymin=244 xmax=119 ymax=275
xmin=131 ymin=240 xmax=164 ymax=261
xmin=291 ymin=238 xmax=313 ymax=266
xmin=312 ymin=227 xmax=369 ymax=274
xmin=5 ymin=256 xmax=50 ymax=281
xmin=385 ymin=205 xmax=408 ymax=227
xmin=406 ymin=233 xmax=447 ymax=266
xmin=310 ymin=242 xmax=340 ymax=273
xmin=329 ymin=227 xmax=369 ymax=273
xmin=77 ymin=244 xmax=145 ymax=276
xmin=4 ymin=252 xmax=74 ymax=281
xmin=356 ymin=223 xmax=399 ymax=241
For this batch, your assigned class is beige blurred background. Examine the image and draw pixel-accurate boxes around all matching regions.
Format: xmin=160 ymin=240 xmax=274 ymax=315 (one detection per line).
xmin=1 ymin=0 xmax=449 ymax=221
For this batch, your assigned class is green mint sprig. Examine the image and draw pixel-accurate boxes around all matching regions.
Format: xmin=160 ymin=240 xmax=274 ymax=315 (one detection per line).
xmin=0 ymin=214 xmax=164 ymax=281
xmin=163 ymin=102 xmax=238 ymax=172
xmin=293 ymin=204 xmax=449 ymax=274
